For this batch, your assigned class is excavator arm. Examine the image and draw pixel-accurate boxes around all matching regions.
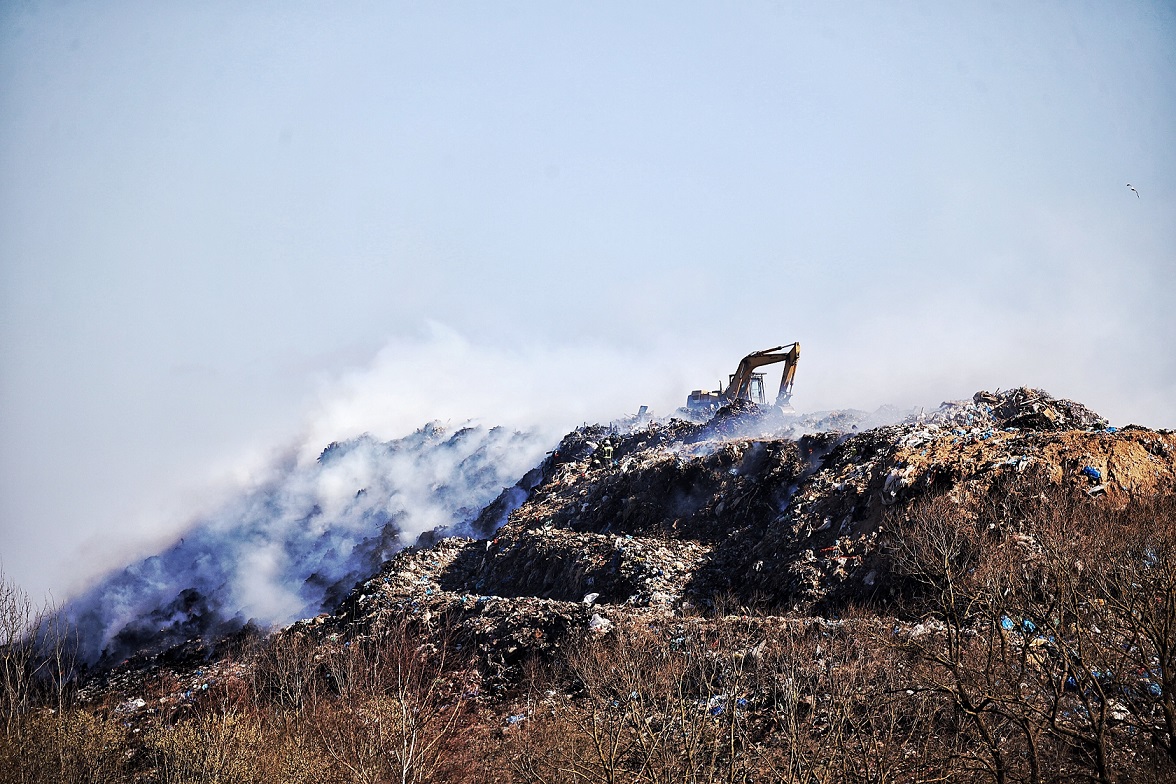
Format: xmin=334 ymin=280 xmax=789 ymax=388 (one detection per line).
xmin=724 ymin=343 xmax=801 ymax=406
xmin=775 ymin=343 xmax=800 ymax=406
xmin=687 ymin=342 xmax=801 ymax=412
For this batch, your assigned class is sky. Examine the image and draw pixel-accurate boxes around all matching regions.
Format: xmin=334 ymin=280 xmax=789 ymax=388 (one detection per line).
xmin=1 ymin=1 xmax=1174 ymax=603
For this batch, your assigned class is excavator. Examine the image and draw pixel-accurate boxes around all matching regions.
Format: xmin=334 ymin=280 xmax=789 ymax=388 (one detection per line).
xmin=686 ymin=342 xmax=801 ymax=413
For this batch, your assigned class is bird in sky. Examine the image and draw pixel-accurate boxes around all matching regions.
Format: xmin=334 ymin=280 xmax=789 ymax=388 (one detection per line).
xmin=1127 ymin=183 xmax=1140 ymax=198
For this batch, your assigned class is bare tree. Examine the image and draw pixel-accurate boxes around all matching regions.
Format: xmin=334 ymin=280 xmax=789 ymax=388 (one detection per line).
xmin=886 ymin=479 xmax=1176 ymax=783
xmin=0 ymin=571 xmax=42 ymax=738
xmin=309 ymin=618 xmax=481 ymax=784
xmin=0 ymin=572 xmax=126 ymax=784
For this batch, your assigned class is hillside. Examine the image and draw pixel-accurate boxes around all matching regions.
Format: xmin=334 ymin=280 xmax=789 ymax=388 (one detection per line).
xmin=8 ymin=388 xmax=1176 ymax=783
xmin=316 ymin=389 xmax=1175 ymax=679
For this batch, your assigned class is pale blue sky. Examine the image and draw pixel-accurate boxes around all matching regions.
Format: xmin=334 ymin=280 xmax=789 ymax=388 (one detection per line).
xmin=2 ymin=1 xmax=1174 ymax=600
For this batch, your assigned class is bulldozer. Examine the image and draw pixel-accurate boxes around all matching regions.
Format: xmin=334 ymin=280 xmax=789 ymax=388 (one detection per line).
xmin=686 ymin=342 xmax=800 ymax=414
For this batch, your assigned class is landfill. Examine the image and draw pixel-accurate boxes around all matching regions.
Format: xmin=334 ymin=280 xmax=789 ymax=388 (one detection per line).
xmin=22 ymin=385 xmax=1171 ymax=784
xmin=74 ymin=388 xmax=1176 ymax=699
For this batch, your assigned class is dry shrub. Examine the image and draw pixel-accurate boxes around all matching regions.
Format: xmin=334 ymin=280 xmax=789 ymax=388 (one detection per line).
xmin=141 ymin=679 xmax=335 ymax=784
xmin=0 ymin=572 xmax=113 ymax=784
xmin=248 ymin=628 xmax=322 ymax=710
xmin=147 ymin=707 xmax=269 ymax=784
xmin=312 ymin=623 xmax=485 ymax=783
xmin=243 ymin=617 xmax=488 ymax=784
xmin=508 ymin=619 xmax=758 ymax=783
xmin=0 ymin=709 xmax=128 ymax=784
xmin=885 ymin=480 xmax=1176 ymax=783
xmin=506 ymin=614 xmax=950 ymax=784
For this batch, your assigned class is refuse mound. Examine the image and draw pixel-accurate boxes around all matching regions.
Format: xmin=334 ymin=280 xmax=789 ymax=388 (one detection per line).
xmin=442 ymin=528 xmax=710 ymax=607
xmin=55 ymin=388 xmax=1176 ymax=784
xmin=279 ymin=388 xmax=1173 ymax=687
xmin=77 ymin=388 xmax=1176 ymax=697
xmin=923 ymin=387 xmax=1107 ymax=431
xmin=695 ymin=397 xmax=770 ymax=438
xmin=319 ymin=537 xmax=592 ymax=689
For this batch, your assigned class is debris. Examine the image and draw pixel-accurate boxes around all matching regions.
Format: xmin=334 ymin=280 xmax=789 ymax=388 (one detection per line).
xmin=70 ymin=386 xmax=1176 ymax=728
xmin=588 ymin=613 xmax=613 ymax=633
xmin=922 ymin=388 xmax=1107 ymax=432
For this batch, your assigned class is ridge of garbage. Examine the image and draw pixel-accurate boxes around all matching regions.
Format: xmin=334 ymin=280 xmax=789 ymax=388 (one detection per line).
xmin=79 ymin=387 xmax=1176 ymax=704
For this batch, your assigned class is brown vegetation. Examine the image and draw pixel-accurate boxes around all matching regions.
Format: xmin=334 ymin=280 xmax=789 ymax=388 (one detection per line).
xmin=4 ymin=477 xmax=1175 ymax=783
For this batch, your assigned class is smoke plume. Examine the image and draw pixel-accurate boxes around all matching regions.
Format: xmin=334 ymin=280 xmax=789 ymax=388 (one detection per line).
xmin=63 ymin=422 xmax=548 ymax=665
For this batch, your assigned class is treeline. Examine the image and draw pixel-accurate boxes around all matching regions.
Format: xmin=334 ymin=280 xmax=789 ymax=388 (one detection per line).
xmin=3 ymin=482 xmax=1175 ymax=783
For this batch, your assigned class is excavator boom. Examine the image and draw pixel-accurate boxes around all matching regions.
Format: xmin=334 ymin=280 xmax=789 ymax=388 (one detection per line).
xmin=687 ymin=342 xmax=801 ymax=412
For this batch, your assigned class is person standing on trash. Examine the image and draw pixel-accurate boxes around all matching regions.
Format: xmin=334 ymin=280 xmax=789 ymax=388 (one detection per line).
xmin=601 ymin=439 xmax=615 ymax=466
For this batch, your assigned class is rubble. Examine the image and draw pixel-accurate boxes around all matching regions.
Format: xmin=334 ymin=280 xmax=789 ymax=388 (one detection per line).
xmin=921 ymin=387 xmax=1107 ymax=431
xmin=48 ymin=386 xmax=1176 ymax=784
xmin=247 ymin=387 xmax=1169 ymax=689
xmin=73 ymin=387 xmax=1176 ymax=703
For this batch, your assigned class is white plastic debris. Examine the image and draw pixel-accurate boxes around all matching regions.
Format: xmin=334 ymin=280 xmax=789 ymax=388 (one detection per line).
xmin=588 ymin=613 xmax=613 ymax=633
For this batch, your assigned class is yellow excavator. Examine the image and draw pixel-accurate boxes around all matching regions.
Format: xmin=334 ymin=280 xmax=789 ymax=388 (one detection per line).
xmin=686 ymin=342 xmax=801 ymax=413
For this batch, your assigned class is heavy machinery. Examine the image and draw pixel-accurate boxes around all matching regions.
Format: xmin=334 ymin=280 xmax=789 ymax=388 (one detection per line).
xmin=686 ymin=343 xmax=801 ymax=413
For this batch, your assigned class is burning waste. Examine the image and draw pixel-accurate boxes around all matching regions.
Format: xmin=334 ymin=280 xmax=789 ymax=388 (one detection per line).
xmin=61 ymin=422 xmax=548 ymax=666
xmin=7 ymin=386 xmax=1176 ymax=783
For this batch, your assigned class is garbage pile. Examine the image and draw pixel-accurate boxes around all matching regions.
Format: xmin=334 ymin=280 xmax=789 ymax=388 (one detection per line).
xmin=922 ymin=387 xmax=1107 ymax=431
xmin=319 ymin=537 xmax=592 ymax=690
xmin=73 ymin=628 xmax=257 ymax=733
xmin=456 ymin=528 xmax=711 ymax=608
xmin=75 ymin=388 xmax=1176 ymax=702
xmin=267 ymin=388 xmax=1171 ymax=688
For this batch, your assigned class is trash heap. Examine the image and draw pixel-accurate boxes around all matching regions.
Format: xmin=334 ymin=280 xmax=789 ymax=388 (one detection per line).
xmin=922 ymin=387 xmax=1107 ymax=431
xmin=283 ymin=387 xmax=1174 ymax=689
xmin=81 ymin=387 xmax=1176 ymax=702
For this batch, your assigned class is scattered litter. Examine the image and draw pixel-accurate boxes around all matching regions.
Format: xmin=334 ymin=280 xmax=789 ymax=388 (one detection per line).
xmin=588 ymin=614 xmax=613 ymax=633
xmin=77 ymin=386 xmax=1176 ymax=717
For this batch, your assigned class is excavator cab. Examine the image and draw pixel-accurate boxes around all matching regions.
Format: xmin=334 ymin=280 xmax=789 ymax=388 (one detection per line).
xmin=741 ymin=373 xmax=767 ymax=405
xmin=686 ymin=343 xmax=800 ymax=413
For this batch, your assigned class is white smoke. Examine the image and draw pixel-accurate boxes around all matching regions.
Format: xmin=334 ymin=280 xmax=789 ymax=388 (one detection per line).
xmin=298 ymin=322 xmax=695 ymax=455
xmin=55 ymin=323 xmax=709 ymax=665
xmin=63 ymin=422 xmax=548 ymax=664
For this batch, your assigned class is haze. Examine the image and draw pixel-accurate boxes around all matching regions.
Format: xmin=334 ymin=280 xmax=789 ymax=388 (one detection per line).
xmin=2 ymin=2 xmax=1173 ymax=603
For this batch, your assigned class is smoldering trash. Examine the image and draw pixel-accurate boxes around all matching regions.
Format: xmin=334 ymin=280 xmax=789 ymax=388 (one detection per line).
xmin=35 ymin=388 xmax=1176 ymax=783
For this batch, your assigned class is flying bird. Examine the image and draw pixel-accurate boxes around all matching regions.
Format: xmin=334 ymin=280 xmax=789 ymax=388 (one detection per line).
xmin=1127 ymin=183 xmax=1139 ymax=198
